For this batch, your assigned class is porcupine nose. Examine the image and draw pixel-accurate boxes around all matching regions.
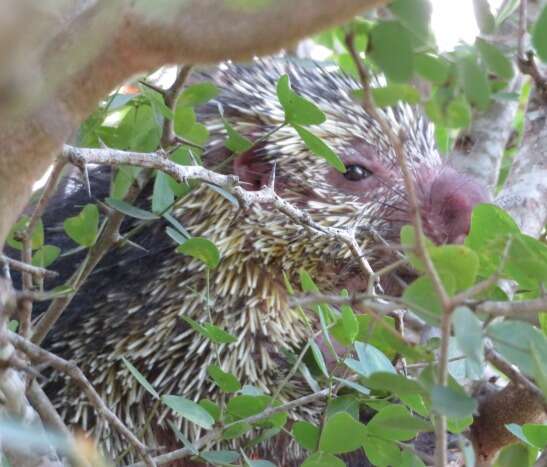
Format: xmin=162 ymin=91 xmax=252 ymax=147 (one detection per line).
xmin=423 ymin=167 xmax=490 ymax=245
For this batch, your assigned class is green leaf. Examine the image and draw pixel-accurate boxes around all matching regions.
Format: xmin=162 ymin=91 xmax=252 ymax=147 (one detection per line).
xmin=245 ymin=460 xmax=276 ymax=467
xmin=341 ymin=302 xmax=359 ymax=345
xmin=473 ymin=0 xmax=496 ymax=34
xmin=178 ymin=82 xmax=219 ymax=108
xmin=226 ymin=395 xmax=270 ymax=419
xmin=166 ymin=227 xmax=189 ymax=245
xmin=63 ymin=204 xmax=99 ymax=247
xmin=435 ymin=126 xmax=451 ymax=154
xmin=182 ymin=317 xmax=237 ymax=344
xmin=207 ymin=365 xmax=241 ymax=393
xmin=177 ymin=237 xmax=221 ymax=268
xmin=415 ymin=53 xmax=450 ymax=84
xmin=369 ymin=21 xmax=414 ymax=82
xmin=431 ymin=384 xmax=477 ymax=418
xmin=533 ymin=6 xmax=547 ymax=62
xmin=430 ymin=245 xmax=479 ymax=292
xmin=476 ymin=38 xmax=514 ymax=80
xmin=459 ymin=54 xmax=491 ymax=111
xmin=199 ymin=400 xmax=221 ymax=421
xmin=184 ymin=122 xmax=210 ymax=146
xmin=152 ymin=171 xmax=175 ymax=214
xmin=224 ymin=120 xmax=253 ymax=153
xmin=364 ymin=372 xmax=426 ymax=398
xmin=31 ymin=245 xmax=61 ymax=268
xmin=310 ymin=339 xmax=329 ymax=377
xmin=121 ymin=357 xmax=159 ymax=399
xmin=403 ymin=275 xmax=454 ymax=325
xmin=445 ymin=95 xmax=472 ymax=129
xmin=531 ymin=341 xmax=547 ymax=397
xmin=333 ymin=377 xmax=371 ymax=396
xmin=222 ymin=422 xmax=252 ymax=440
xmin=164 ymin=212 xmax=191 ymax=239
xmin=301 ymin=452 xmax=345 ymax=467
xmin=505 ymin=423 xmax=532 ymax=447
xmin=363 ymin=436 xmax=401 ymax=467
xmin=131 ymin=105 xmax=162 ymax=152
xmin=400 ymin=449 xmax=426 ymax=467
xmin=447 ymin=415 xmax=473 ymax=434
xmin=453 ymin=307 xmax=484 ymax=379
xmin=465 ymin=203 xmax=520 ymax=276
xmin=161 ymin=395 xmax=214 ymax=429
xmin=292 ymin=421 xmax=320 ymax=451
xmin=399 ymin=224 xmax=434 ymax=271
xmin=494 ymin=443 xmax=537 ymax=467
xmin=325 ymin=395 xmax=360 ymax=420
xmin=293 ymin=124 xmax=345 ymax=172
xmin=174 ymin=105 xmax=197 ymax=136
xmin=389 ymin=0 xmax=432 ymax=45
xmin=488 ymin=321 xmax=547 ymax=377
xmin=105 ymin=197 xmax=159 ymax=220
xmin=203 ymin=323 xmax=237 ymax=344
xmin=276 ymin=75 xmax=326 ymax=125
xmin=371 ymin=84 xmax=420 ymax=107
xmin=6 ymin=216 xmax=44 ymax=251
xmin=140 ymin=85 xmax=174 ymax=120
xmin=111 ymin=166 xmax=139 ymax=200
xmin=344 ymin=341 xmax=395 ymax=377
xmin=319 ymin=412 xmax=367 ymax=454
xmin=522 ymin=424 xmax=547 ymax=449
xmin=367 ymin=405 xmax=432 ymax=441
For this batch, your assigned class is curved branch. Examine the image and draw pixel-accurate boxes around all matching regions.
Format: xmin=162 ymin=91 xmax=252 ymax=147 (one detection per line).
xmin=0 ymin=0 xmax=385 ymax=247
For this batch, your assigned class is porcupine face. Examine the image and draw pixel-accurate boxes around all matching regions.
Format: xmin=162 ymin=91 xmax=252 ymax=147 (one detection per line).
xmin=201 ymin=60 xmax=488 ymax=292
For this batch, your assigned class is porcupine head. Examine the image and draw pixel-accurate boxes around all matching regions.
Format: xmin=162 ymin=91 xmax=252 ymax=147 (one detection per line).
xmin=43 ymin=60 xmax=489 ymax=464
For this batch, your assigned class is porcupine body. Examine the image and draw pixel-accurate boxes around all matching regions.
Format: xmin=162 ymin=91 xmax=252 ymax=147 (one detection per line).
xmin=34 ymin=60 xmax=487 ymax=465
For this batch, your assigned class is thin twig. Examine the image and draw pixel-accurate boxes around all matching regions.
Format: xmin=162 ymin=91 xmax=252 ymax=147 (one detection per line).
xmin=484 ymin=344 xmax=547 ymax=411
xmin=32 ymin=65 xmax=195 ymax=347
xmin=476 ymin=295 xmax=547 ymax=320
xmin=16 ymin=156 xmax=67 ymax=338
xmin=62 ymin=145 xmax=376 ymax=279
xmin=8 ymin=330 xmax=157 ymax=467
xmin=345 ymin=32 xmax=451 ymax=467
xmin=161 ymin=65 xmax=193 ymax=146
xmin=0 ymin=255 xmax=58 ymax=279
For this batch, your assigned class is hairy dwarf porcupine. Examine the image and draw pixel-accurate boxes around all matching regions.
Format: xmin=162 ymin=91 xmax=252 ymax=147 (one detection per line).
xmin=32 ymin=60 xmax=487 ymax=465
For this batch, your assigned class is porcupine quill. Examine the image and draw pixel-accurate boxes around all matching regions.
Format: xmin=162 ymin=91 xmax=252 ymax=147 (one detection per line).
xmin=29 ymin=59 xmax=488 ymax=466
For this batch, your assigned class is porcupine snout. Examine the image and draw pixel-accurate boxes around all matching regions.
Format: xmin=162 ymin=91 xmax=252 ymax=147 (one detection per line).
xmin=416 ymin=166 xmax=490 ymax=245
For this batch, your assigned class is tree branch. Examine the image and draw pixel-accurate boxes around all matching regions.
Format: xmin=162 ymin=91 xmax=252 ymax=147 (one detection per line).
xmin=8 ymin=330 xmax=156 ymax=467
xmin=0 ymin=0 xmax=385 ymax=248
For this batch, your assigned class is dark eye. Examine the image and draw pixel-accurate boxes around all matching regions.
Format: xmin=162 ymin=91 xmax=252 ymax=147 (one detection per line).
xmin=343 ymin=164 xmax=371 ymax=181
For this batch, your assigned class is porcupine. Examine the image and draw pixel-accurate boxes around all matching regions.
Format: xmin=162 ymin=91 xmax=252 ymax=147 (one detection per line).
xmin=31 ymin=59 xmax=488 ymax=466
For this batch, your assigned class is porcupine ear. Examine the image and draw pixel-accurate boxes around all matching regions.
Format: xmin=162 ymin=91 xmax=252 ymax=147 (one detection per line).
xmin=233 ymin=146 xmax=274 ymax=191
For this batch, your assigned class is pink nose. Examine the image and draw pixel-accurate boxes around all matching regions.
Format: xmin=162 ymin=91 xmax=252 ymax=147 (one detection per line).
xmin=422 ymin=168 xmax=490 ymax=244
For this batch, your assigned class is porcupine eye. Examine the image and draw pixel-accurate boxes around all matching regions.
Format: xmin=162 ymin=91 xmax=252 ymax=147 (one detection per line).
xmin=343 ymin=164 xmax=371 ymax=181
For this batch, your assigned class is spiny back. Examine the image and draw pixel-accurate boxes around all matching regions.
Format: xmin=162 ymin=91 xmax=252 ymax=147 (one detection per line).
xmin=39 ymin=60 xmax=484 ymax=466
